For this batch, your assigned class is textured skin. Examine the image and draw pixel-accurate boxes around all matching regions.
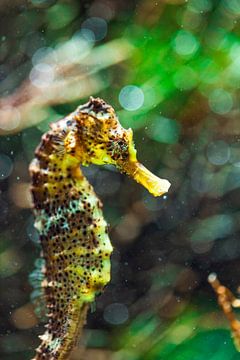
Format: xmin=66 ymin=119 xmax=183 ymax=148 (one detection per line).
xmin=29 ymin=97 xmax=170 ymax=359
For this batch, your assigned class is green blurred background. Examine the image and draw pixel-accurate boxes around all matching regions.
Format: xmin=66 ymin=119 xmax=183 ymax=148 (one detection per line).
xmin=1 ymin=0 xmax=240 ymax=359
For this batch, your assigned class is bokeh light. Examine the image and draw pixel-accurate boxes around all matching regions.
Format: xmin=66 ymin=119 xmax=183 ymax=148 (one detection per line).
xmin=173 ymin=30 xmax=199 ymax=57
xmin=147 ymin=116 xmax=180 ymax=144
xmin=190 ymin=214 xmax=234 ymax=254
xmin=224 ymin=0 xmax=240 ymax=15
xmin=81 ymin=17 xmax=108 ymax=41
xmin=10 ymin=182 xmax=32 ymax=208
xmin=31 ymin=47 xmax=55 ymax=66
xmin=0 ymin=107 xmax=21 ymax=131
xmin=119 ymin=85 xmax=144 ymax=111
xmin=103 ymin=303 xmax=129 ymax=325
xmin=88 ymin=1 xmax=115 ymax=21
xmin=29 ymin=63 xmax=54 ymax=89
xmin=188 ymin=0 xmax=212 ymax=13
xmin=11 ymin=304 xmax=38 ymax=330
xmin=206 ymin=140 xmax=230 ymax=166
xmin=208 ymin=89 xmax=233 ymax=115
xmin=79 ymin=28 xmax=96 ymax=43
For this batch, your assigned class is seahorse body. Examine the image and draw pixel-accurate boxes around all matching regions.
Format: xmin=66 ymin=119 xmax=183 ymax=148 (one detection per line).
xmin=29 ymin=97 xmax=170 ymax=359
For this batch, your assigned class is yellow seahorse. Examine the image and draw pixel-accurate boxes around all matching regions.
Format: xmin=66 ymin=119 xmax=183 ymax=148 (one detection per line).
xmin=29 ymin=97 xmax=171 ymax=359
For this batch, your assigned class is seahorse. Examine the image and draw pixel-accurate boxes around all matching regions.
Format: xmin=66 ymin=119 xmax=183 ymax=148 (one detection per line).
xmin=29 ymin=97 xmax=171 ymax=360
xmin=208 ymin=273 xmax=240 ymax=351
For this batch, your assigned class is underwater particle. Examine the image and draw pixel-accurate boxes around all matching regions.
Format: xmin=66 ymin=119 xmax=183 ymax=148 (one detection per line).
xmin=208 ymin=89 xmax=233 ymax=115
xmin=119 ymin=85 xmax=144 ymax=111
xmin=81 ymin=17 xmax=107 ymax=41
xmin=0 ymin=154 xmax=13 ymax=180
xmin=206 ymin=140 xmax=230 ymax=166
xmin=173 ymin=30 xmax=199 ymax=57
xmin=146 ymin=116 xmax=180 ymax=144
xmin=103 ymin=303 xmax=129 ymax=325
xmin=29 ymin=63 xmax=54 ymax=89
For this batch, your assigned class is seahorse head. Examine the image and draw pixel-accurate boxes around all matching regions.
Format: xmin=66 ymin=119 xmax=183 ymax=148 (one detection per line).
xmin=71 ymin=97 xmax=170 ymax=197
